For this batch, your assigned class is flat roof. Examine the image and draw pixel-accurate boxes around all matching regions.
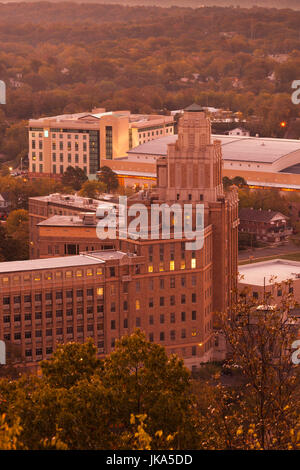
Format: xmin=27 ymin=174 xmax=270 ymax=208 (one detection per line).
xmin=239 ymin=259 xmax=300 ymax=286
xmin=38 ymin=215 xmax=96 ymax=227
xmin=0 ymin=254 xmax=104 ymax=274
xmin=128 ymin=134 xmax=300 ymax=164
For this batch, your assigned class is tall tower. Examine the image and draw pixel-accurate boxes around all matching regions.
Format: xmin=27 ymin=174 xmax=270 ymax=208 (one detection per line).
xmin=157 ymin=104 xmax=239 ymax=317
xmin=120 ymin=104 xmax=239 ymax=365
xmin=157 ymin=104 xmax=223 ymax=203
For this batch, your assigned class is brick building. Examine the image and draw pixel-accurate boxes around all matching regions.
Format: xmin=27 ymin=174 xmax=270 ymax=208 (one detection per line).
xmin=29 ymin=193 xmax=118 ymax=259
xmin=1 ymin=105 xmax=238 ymax=370
xmin=239 ymin=208 xmax=291 ymax=245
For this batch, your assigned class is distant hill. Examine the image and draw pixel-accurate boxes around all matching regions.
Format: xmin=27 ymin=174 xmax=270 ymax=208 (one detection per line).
xmin=0 ymin=0 xmax=300 ymax=10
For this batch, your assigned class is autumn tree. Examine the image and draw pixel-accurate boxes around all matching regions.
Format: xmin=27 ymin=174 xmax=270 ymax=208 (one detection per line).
xmin=196 ymin=285 xmax=300 ymax=450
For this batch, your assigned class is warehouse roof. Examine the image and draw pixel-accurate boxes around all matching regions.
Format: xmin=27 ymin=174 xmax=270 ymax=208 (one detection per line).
xmin=128 ymin=134 xmax=300 ymax=165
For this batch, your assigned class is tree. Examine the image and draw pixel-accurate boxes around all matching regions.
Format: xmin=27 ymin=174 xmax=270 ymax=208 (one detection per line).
xmin=98 ymin=166 xmax=119 ymax=193
xmin=196 ymin=286 xmax=300 ymax=450
xmin=0 ymin=332 xmax=195 ymax=450
xmin=78 ymin=180 xmax=106 ymax=199
xmin=41 ymin=341 xmax=101 ymax=389
xmin=61 ymin=166 xmax=88 ymax=191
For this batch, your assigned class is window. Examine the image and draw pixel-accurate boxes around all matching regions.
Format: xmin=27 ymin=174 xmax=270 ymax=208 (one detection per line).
xmin=160 ymin=279 xmax=164 ymax=289
xmin=160 ymin=297 xmax=164 ymax=307
xmin=136 ymin=317 xmax=141 ymax=327
xmin=124 ymin=318 xmax=128 ymax=329
xmin=170 ymin=312 xmax=175 ymax=323
xmin=170 ymin=261 xmax=175 ymax=271
xmin=111 ymin=302 xmax=116 ymax=312
xmin=192 ymin=346 xmax=196 ymax=356
xmin=149 ymin=333 xmax=154 ymax=342
xmin=149 ymin=298 xmax=154 ymax=308
xmin=181 ymin=329 xmax=186 ymax=339
xmin=192 ymin=293 xmax=196 ymax=303
xmin=109 ymin=267 xmax=116 ymax=277
xmin=3 ymin=296 xmax=10 ymax=305
xmin=181 ymin=294 xmax=186 ymax=304
xmin=253 ymin=291 xmax=258 ymax=299
xmin=170 ymin=330 xmax=175 ymax=341
xmin=170 ymin=296 xmax=175 ymax=306
xmin=149 ymin=315 xmax=154 ymax=325
xmin=170 ymin=278 xmax=175 ymax=288
xmin=192 ymin=311 xmax=197 ymax=320
xmin=181 ymin=277 xmax=186 ymax=287
xmin=181 ymin=311 xmax=186 ymax=322
xmin=160 ymin=332 xmax=165 ymax=341
xmin=111 ymin=320 xmax=116 ymax=330
xmin=148 ymin=264 xmax=153 ymax=273
xmin=160 ymin=314 xmax=165 ymax=324
xmin=135 ymin=300 xmax=140 ymax=310
xmin=123 ymin=300 xmax=128 ymax=311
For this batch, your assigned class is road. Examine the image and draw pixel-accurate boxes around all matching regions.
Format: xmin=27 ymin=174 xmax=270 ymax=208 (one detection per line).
xmin=238 ymin=240 xmax=300 ymax=262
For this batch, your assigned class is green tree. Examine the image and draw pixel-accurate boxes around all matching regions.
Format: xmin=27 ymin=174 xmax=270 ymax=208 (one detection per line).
xmin=78 ymin=180 xmax=106 ymax=199
xmin=61 ymin=166 xmax=88 ymax=191
xmin=98 ymin=166 xmax=119 ymax=193
xmin=41 ymin=340 xmax=101 ymax=389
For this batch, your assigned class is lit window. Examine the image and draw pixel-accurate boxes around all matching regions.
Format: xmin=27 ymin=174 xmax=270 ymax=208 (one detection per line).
xmin=97 ymin=287 xmax=103 ymax=296
xmin=170 ymin=261 xmax=175 ymax=271
xmin=34 ymin=274 xmax=41 ymax=281
xmin=97 ymin=268 xmax=103 ymax=275
xmin=181 ymin=260 xmax=185 ymax=270
xmin=45 ymin=272 xmax=52 ymax=280
xmin=159 ymin=263 xmax=164 ymax=272
xmin=191 ymin=258 xmax=196 ymax=269
xmin=23 ymin=275 xmax=31 ymax=282
xmin=2 ymin=277 xmax=9 ymax=284
xmin=136 ymin=300 xmax=140 ymax=310
xmin=66 ymin=271 xmax=72 ymax=278
xmin=44 ymin=130 xmax=49 ymax=138
xmin=13 ymin=276 xmax=20 ymax=283
xmin=76 ymin=270 xmax=82 ymax=277
xmin=86 ymin=269 xmax=93 ymax=276
xmin=148 ymin=264 xmax=153 ymax=273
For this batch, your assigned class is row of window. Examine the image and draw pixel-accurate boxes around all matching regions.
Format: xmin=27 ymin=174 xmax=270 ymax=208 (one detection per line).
xmin=111 ymin=311 xmax=198 ymax=330
xmin=2 ymin=305 xmax=104 ymax=323
xmin=135 ymin=293 xmax=198 ymax=310
xmin=1 ymin=268 xmax=104 ymax=285
xmin=2 ymin=288 xmax=104 ymax=305
xmin=4 ymin=323 xmax=101 ymax=341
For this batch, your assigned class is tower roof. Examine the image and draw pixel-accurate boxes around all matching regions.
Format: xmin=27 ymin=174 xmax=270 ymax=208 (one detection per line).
xmin=184 ymin=103 xmax=205 ymax=112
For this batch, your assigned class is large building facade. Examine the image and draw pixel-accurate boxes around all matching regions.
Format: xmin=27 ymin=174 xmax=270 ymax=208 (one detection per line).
xmin=28 ymin=109 xmax=174 ymax=179
xmin=2 ymin=105 xmax=238 ymax=370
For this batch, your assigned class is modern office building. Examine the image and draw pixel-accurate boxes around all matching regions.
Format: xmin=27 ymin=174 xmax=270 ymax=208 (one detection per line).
xmin=28 ymin=109 xmax=174 ymax=179
xmin=3 ymin=105 xmax=238 ymax=370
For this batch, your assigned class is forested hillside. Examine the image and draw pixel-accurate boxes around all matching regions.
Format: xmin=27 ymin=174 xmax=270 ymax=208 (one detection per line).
xmin=1 ymin=3 xmax=300 ymax=164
